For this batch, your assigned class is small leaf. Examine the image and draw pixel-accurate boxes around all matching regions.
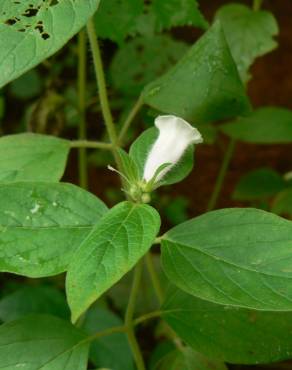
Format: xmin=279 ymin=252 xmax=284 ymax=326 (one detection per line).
xmin=161 ymin=208 xmax=292 ymax=310
xmin=0 ymin=182 xmax=107 ymax=277
xmin=10 ymin=69 xmax=42 ymax=99
xmin=94 ymin=0 xmax=143 ymax=44
xmin=215 ymin=3 xmax=279 ymax=82
xmin=0 ymin=133 xmax=70 ymax=182
xmin=233 ymin=168 xmax=286 ymax=201
xmin=0 ymin=314 xmax=89 ymax=369
xmin=152 ymin=0 xmax=208 ymax=31
xmin=221 ymin=107 xmax=292 ymax=143
xmin=117 ymin=148 xmax=140 ymax=183
xmin=0 ymin=0 xmax=100 ymax=87
xmin=163 ymin=287 xmax=292 ymax=364
xmin=110 ymin=35 xmax=188 ymax=97
xmin=66 ymin=201 xmax=160 ymax=323
xmin=83 ymin=306 xmax=134 ymax=370
xmin=129 ymin=128 xmax=194 ymax=186
xmin=142 ymin=21 xmax=251 ymax=123
xmin=0 ymin=285 xmax=69 ymax=322
xmin=272 ymin=188 xmax=292 ymax=217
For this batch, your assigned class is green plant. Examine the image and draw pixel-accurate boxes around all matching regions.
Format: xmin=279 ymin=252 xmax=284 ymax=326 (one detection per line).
xmin=0 ymin=1 xmax=291 ymax=369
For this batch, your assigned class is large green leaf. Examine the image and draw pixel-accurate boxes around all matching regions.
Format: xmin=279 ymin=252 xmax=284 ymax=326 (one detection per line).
xmin=83 ymin=305 xmax=134 ymax=370
xmin=233 ymin=168 xmax=286 ymax=201
xmin=161 ymin=208 xmax=292 ymax=310
xmin=221 ymin=107 xmax=292 ymax=143
xmin=66 ymin=201 xmax=160 ymax=322
xmin=163 ymin=287 xmax=292 ymax=364
xmin=94 ymin=0 xmax=143 ymax=44
xmin=152 ymin=0 xmax=208 ymax=31
xmin=129 ymin=127 xmax=194 ymax=186
xmin=0 ymin=0 xmax=100 ymax=87
xmin=142 ymin=21 xmax=251 ymax=124
xmin=0 ymin=314 xmax=89 ymax=369
xmin=0 ymin=182 xmax=107 ymax=277
xmin=215 ymin=3 xmax=278 ymax=82
xmin=0 ymin=285 xmax=69 ymax=322
xmin=0 ymin=133 xmax=70 ymax=182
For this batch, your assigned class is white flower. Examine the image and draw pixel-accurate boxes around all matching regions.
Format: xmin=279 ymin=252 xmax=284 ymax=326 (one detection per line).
xmin=143 ymin=115 xmax=203 ymax=183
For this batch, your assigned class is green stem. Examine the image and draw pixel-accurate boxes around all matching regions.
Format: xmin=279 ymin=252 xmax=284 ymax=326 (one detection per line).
xmin=118 ymin=96 xmax=144 ymax=145
xmin=86 ymin=19 xmax=118 ymax=146
xmin=125 ymin=261 xmax=146 ymax=370
xmin=133 ymin=310 xmax=163 ymax=326
xmin=77 ymin=30 xmax=88 ymax=189
xmin=70 ymin=140 xmax=113 ymax=149
xmin=206 ymin=138 xmax=236 ymax=211
xmin=145 ymin=252 xmax=164 ymax=304
xmin=253 ymin=0 xmax=263 ymax=11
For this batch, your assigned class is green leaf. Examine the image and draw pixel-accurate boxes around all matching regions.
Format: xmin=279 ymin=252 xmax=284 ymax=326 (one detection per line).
xmin=110 ymin=35 xmax=188 ymax=97
xmin=161 ymin=208 xmax=292 ymax=310
xmin=0 ymin=182 xmax=107 ymax=277
xmin=129 ymin=127 xmax=194 ymax=186
xmin=66 ymin=201 xmax=160 ymax=322
xmin=94 ymin=0 xmax=143 ymax=44
xmin=0 ymin=285 xmax=69 ymax=322
xmin=215 ymin=3 xmax=279 ymax=82
xmin=10 ymin=69 xmax=42 ymax=99
xmin=0 ymin=314 xmax=89 ymax=369
xmin=163 ymin=287 xmax=292 ymax=364
xmin=233 ymin=168 xmax=286 ymax=201
xmin=0 ymin=0 xmax=100 ymax=88
xmin=83 ymin=306 xmax=134 ymax=370
xmin=272 ymin=188 xmax=292 ymax=217
xmin=142 ymin=21 xmax=251 ymax=124
xmin=117 ymin=148 xmax=140 ymax=184
xmin=152 ymin=0 xmax=208 ymax=31
xmin=221 ymin=107 xmax=292 ymax=143
xmin=0 ymin=133 xmax=70 ymax=182
xmin=153 ymin=347 xmax=227 ymax=370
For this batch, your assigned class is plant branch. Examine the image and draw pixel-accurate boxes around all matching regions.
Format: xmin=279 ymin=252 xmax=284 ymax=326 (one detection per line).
xmin=118 ymin=95 xmax=144 ymax=145
xmin=125 ymin=261 xmax=146 ymax=370
xmin=70 ymin=140 xmax=113 ymax=149
xmin=77 ymin=30 xmax=88 ymax=189
xmin=206 ymin=138 xmax=236 ymax=211
xmin=133 ymin=310 xmax=163 ymax=326
xmin=145 ymin=252 xmax=164 ymax=304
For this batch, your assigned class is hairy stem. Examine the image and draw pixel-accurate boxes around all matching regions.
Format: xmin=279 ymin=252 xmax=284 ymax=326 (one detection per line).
xmin=145 ymin=252 xmax=164 ymax=304
xmin=206 ymin=138 xmax=236 ymax=211
xmin=77 ymin=30 xmax=88 ymax=189
xmin=253 ymin=0 xmax=264 ymax=11
xmin=118 ymin=96 xmax=144 ymax=145
xmin=125 ymin=261 xmax=146 ymax=370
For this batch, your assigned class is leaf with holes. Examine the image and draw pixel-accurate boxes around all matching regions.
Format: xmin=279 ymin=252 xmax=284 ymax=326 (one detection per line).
xmin=215 ymin=3 xmax=278 ymax=82
xmin=161 ymin=208 xmax=292 ymax=310
xmin=0 ymin=182 xmax=107 ymax=277
xmin=0 ymin=133 xmax=70 ymax=182
xmin=152 ymin=0 xmax=208 ymax=31
xmin=221 ymin=107 xmax=292 ymax=143
xmin=0 ymin=315 xmax=89 ymax=369
xmin=66 ymin=201 xmax=160 ymax=323
xmin=142 ymin=22 xmax=251 ymax=123
xmin=129 ymin=127 xmax=195 ymax=186
xmin=163 ymin=287 xmax=292 ymax=364
xmin=0 ymin=0 xmax=100 ymax=87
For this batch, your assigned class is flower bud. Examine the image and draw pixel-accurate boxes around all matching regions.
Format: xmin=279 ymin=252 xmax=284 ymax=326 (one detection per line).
xmin=143 ymin=115 xmax=203 ymax=183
